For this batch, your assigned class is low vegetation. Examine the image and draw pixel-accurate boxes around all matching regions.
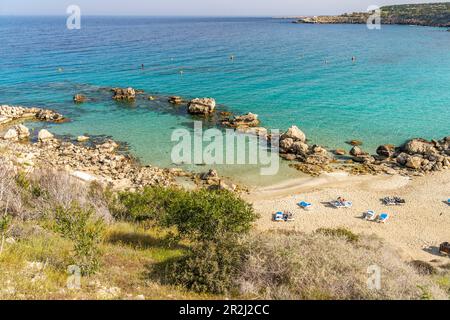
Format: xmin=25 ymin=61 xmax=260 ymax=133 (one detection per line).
xmin=0 ymin=159 xmax=449 ymax=300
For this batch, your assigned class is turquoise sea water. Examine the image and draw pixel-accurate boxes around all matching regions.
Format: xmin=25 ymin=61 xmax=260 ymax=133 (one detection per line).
xmin=1 ymin=17 xmax=449 ymax=184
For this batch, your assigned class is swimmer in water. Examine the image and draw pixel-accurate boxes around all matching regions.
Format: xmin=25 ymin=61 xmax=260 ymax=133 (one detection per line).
xmin=230 ymin=55 xmax=235 ymax=60
xmin=352 ymin=56 xmax=356 ymax=62
xmin=141 ymin=64 xmax=145 ymax=69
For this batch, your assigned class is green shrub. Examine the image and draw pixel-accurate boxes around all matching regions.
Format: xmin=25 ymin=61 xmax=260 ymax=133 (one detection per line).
xmin=162 ymin=188 xmax=257 ymax=242
xmin=316 ymin=228 xmax=359 ymax=243
xmin=165 ymin=238 xmax=244 ymax=294
xmin=114 ymin=186 xmax=175 ymax=222
xmin=15 ymin=171 xmax=31 ymax=190
xmin=54 ymin=203 xmax=105 ymax=275
xmin=116 ymin=187 xmax=258 ymax=242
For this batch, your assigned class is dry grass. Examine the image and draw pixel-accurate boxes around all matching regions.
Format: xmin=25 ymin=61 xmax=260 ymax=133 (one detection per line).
xmin=0 ymin=222 xmax=216 ymax=300
xmin=238 ymin=230 xmax=449 ymax=300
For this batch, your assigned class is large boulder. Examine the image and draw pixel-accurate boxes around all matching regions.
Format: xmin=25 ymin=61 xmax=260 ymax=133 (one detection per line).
xmin=3 ymin=128 xmax=18 ymax=141
xmin=403 ymin=139 xmax=436 ymax=155
xmin=38 ymin=129 xmax=54 ymax=142
xmin=350 ymin=146 xmax=365 ymax=157
xmin=376 ymin=144 xmax=395 ymax=158
xmin=396 ymin=152 xmax=409 ymax=166
xmin=2 ymin=124 xmax=30 ymax=141
xmin=281 ymin=126 xmax=306 ymax=142
xmin=15 ymin=124 xmax=30 ymax=139
xmin=406 ymin=156 xmax=423 ymax=170
xmin=291 ymin=141 xmax=309 ymax=156
xmin=279 ymin=138 xmax=294 ymax=152
xmin=187 ymin=98 xmax=216 ymax=115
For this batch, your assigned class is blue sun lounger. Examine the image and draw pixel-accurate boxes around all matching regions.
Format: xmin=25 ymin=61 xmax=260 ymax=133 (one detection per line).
xmin=378 ymin=213 xmax=389 ymax=223
xmin=298 ymin=201 xmax=312 ymax=210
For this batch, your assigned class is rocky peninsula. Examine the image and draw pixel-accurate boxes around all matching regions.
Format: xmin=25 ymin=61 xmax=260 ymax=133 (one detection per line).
xmin=291 ymin=2 xmax=450 ymax=28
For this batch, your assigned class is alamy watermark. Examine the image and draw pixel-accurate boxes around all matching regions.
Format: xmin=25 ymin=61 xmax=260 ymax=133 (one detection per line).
xmin=66 ymin=5 xmax=81 ymax=30
xmin=67 ymin=265 xmax=81 ymax=290
xmin=171 ymin=121 xmax=280 ymax=176
xmin=367 ymin=5 xmax=381 ymax=30
xmin=367 ymin=264 xmax=381 ymax=290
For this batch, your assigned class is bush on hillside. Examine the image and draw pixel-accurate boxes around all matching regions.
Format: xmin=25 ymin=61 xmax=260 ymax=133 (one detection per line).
xmin=115 ymin=187 xmax=258 ymax=242
xmin=164 ymin=237 xmax=245 ymax=294
xmin=54 ymin=203 xmax=105 ymax=275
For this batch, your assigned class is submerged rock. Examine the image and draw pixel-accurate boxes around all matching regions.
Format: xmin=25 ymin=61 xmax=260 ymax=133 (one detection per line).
xmin=112 ymin=87 xmax=136 ymax=101
xmin=169 ymin=96 xmax=183 ymax=104
xmin=73 ymin=94 xmax=87 ymax=103
xmin=333 ymin=149 xmax=346 ymax=156
xmin=346 ymin=140 xmax=363 ymax=146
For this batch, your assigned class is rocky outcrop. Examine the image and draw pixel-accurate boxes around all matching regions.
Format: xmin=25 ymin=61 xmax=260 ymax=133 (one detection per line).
xmin=0 ymin=105 xmax=65 ymax=123
xmin=187 ymin=98 xmax=216 ymax=115
xmin=279 ymin=125 xmax=332 ymax=175
xmin=112 ymin=88 xmax=136 ymax=101
xmin=0 ymin=135 xmax=181 ymax=190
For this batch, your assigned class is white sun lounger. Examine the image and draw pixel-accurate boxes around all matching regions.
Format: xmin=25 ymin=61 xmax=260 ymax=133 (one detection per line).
xmin=364 ymin=210 xmax=376 ymax=221
xmin=330 ymin=200 xmax=352 ymax=209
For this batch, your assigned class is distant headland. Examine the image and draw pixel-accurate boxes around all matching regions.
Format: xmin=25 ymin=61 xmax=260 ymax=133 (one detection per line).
xmin=285 ymin=2 xmax=450 ymax=28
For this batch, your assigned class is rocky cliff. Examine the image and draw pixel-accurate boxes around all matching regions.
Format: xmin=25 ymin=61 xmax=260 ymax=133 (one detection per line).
xmin=293 ymin=2 xmax=450 ymax=27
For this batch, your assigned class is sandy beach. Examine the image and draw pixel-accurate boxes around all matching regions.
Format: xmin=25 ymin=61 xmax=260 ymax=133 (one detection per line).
xmin=247 ymin=171 xmax=450 ymax=262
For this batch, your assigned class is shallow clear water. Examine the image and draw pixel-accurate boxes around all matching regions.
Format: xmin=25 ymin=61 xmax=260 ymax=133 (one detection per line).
xmin=1 ymin=17 xmax=449 ymax=185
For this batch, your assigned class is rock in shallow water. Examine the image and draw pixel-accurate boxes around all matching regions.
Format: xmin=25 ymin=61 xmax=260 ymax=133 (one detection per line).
xmin=187 ymin=98 xmax=216 ymax=115
xmin=281 ymin=125 xmax=306 ymax=142
xmin=38 ymin=129 xmax=54 ymax=142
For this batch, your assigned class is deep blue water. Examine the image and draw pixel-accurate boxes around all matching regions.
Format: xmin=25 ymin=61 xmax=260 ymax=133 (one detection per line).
xmin=1 ymin=16 xmax=449 ymax=183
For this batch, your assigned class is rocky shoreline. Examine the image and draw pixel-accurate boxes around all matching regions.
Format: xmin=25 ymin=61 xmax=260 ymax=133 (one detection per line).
xmin=2 ymin=87 xmax=449 ymax=188
xmin=0 ymin=104 xmax=242 ymax=191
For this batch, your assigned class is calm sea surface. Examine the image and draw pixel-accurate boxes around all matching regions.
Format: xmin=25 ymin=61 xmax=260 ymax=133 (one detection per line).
xmin=1 ymin=17 xmax=449 ymax=184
